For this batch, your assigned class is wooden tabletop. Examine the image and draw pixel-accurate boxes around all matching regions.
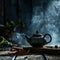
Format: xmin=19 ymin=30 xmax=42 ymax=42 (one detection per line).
xmin=0 ymin=46 xmax=60 ymax=56
xmin=13 ymin=46 xmax=60 ymax=56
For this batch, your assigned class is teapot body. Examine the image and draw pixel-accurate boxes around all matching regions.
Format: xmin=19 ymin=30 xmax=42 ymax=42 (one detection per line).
xmin=25 ymin=31 xmax=52 ymax=47
xmin=29 ymin=37 xmax=47 ymax=47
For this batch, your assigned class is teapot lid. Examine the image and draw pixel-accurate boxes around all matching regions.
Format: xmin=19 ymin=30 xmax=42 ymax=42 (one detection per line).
xmin=32 ymin=30 xmax=42 ymax=37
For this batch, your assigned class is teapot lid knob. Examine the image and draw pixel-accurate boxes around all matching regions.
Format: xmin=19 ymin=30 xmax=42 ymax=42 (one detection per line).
xmin=32 ymin=30 xmax=42 ymax=37
xmin=36 ymin=30 xmax=39 ymax=34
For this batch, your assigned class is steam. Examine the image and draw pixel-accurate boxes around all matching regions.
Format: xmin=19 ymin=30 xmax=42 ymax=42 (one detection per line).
xmin=29 ymin=0 xmax=60 ymax=46
xmin=45 ymin=0 xmax=60 ymax=46
xmin=11 ymin=32 xmax=31 ymax=47
xmin=28 ymin=6 xmax=44 ymax=35
xmin=11 ymin=0 xmax=60 ymax=47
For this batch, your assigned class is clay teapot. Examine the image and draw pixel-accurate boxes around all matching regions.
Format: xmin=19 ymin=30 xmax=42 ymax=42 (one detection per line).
xmin=25 ymin=31 xmax=52 ymax=47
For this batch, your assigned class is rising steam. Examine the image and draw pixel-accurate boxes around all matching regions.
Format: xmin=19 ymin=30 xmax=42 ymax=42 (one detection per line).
xmin=11 ymin=0 xmax=60 ymax=47
xmin=29 ymin=0 xmax=60 ymax=46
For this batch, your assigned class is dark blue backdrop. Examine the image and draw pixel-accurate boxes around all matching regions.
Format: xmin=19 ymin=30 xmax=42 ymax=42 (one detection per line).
xmin=0 ymin=0 xmax=60 ymax=46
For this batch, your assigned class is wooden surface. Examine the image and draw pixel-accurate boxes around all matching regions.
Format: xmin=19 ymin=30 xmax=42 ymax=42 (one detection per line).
xmin=0 ymin=46 xmax=60 ymax=56
xmin=13 ymin=46 xmax=60 ymax=56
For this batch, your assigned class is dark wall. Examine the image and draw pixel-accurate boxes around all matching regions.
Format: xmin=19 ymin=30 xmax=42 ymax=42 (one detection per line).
xmin=19 ymin=0 xmax=32 ymax=25
xmin=0 ymin=0 xmax=3 ymax=24
xmin=0 ymin=0 xmax=32 ymax=25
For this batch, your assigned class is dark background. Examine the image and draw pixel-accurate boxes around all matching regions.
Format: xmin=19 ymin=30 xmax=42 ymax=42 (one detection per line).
xmin=0 ymin=0 xmax=50 ymax=25
xmin=0 ymin=0 xmax=60 ymax=46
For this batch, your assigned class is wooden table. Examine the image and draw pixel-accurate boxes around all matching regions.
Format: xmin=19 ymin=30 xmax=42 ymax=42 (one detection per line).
xmin=0 ymin=46 xmax=60 ymax=60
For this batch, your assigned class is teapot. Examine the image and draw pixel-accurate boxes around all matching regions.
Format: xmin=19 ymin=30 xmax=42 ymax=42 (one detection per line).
xmin=25 ymin=31 xmax=52 ymax=47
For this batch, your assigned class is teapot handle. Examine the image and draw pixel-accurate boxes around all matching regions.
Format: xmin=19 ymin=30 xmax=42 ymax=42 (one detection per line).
xmin=44 ymin=34 xmax=52 ymax=44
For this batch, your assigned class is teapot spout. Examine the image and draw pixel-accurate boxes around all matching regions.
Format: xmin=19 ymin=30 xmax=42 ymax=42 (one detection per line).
xmin=25 ymin=35 xmax=30 ymax=43
xmin=25 ymin=35 xmax=30 ymax=40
